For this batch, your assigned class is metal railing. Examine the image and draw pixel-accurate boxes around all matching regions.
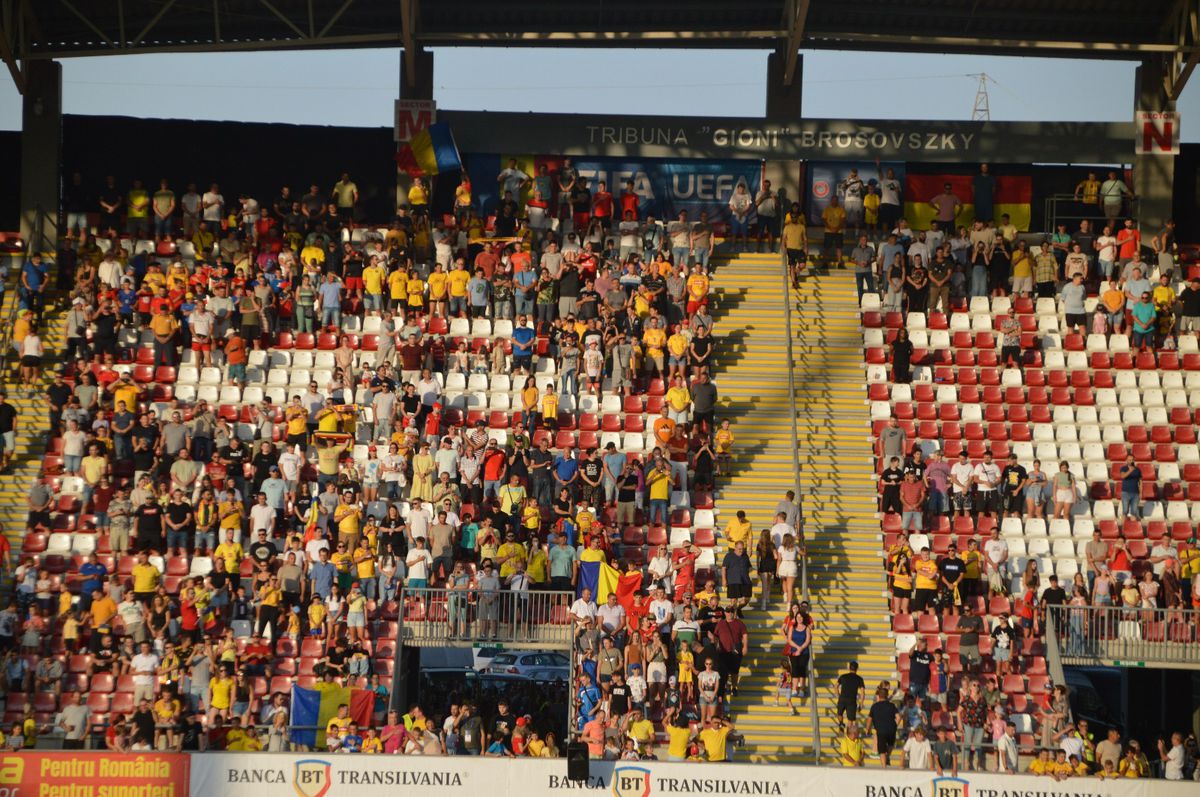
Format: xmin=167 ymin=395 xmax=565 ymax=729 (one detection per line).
xmin=397 ymin=586 xmax=576 ymax=648
xmin=1047 ymin=604 xmax=1200 ymax=668
xmin=1042 ymin=193 xmax=1141 ymax=237
xmin=781 ymin=242 xmax=821 ymax=763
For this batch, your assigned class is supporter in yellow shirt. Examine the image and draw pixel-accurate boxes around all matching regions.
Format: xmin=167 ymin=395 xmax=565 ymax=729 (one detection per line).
xmin=363 ymin=261 xmax=386 ymax=301
xmin=406 ymin=274 xmax=425 ymax=309
xmin=448 ymin=264 xmax=471 ymax=300
xmin=214 ymin=531 xmax=244 ymax=571
xmin=218 ymin=500 xmax=244 ymax=536
xmin=1028 ymin=750 xmax=1054 ymax=775
xmin=724 ymin=511 xmax=752 ymax=546
xmin=388 ymin=268 xmax=408 ymax=304
xmin=131 ymin=557 xmax=161 ymax=597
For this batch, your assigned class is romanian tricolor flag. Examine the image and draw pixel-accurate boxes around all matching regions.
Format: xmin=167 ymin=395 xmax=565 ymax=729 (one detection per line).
xmin=396 ymin=123 xmax=462 ymax=177
xmin=903 ymin=173 xmax=1032 ymax=232
xmin=290 ymin=682 xmax=374 ymax=747
xmin=577 ymin=558 xmax=621 ymax=602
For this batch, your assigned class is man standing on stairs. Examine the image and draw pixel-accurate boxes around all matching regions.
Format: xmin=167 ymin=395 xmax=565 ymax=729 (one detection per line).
xmin=851 ymin=235 xmax=877 ymax=301
xmin=835 ymin=661 xmax=866 ymax=730
xmin=821 ymin=196 xmax=847 ymax=267
xmin=721 ymin=541 xmax=752 ymax=613
xmin=775 ymin=490 xmax=800 ymax=531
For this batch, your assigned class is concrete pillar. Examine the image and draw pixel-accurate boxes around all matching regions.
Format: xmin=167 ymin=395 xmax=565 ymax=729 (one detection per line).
xmin=400 ymin=47 xmax=434 ymax=101
xmin=1133 ymin=57 xmax=1175 ymax=230
xmin=19 ymin=59 xmax=62 ymax=252
xmin=766 ymin=48 xmax=802 ymax=121
xmin=397 ymin=48 xmax=434 ymax=213
xmin=764 ymin=160 xmax=802 ymax=219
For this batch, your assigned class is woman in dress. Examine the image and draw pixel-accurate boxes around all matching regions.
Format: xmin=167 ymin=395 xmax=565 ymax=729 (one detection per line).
xmin=891 ymin=327 xmax=914 ymax=385
xmin=1024 ymin=459 xmax=1048 ymax=518
xmin=776 ymin=532 xmax=800 ymax=607
xmin=692 ymin=434 xmax=715 ymax=490
xmin=1051 ymin=460 xmax=1076 ymax=519
xmin=755 ymin=529 xmax=777 ymax=611
xmin=409 ymin=442 xmax=434 ymax=501
xmin=781 ymin=602 xmax=812 ymax=712
xmin=1138 ymin=569 xmax=1160 ymax=609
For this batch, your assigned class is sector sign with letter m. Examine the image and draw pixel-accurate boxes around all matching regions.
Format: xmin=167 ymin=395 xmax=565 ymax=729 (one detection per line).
xmin=1135 ymin=111 xmax=1180 ymax=155
xmin=395 ymin=99 xmax=436 ymax=143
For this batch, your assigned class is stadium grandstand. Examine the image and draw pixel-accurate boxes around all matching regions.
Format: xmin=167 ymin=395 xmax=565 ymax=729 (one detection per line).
xmin=0 ymin=0 xmax=1199 ymax=792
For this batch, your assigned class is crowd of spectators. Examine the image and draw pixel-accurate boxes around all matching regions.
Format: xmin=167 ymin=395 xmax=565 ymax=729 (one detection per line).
xmin=853 ymin=166 xmax=1198 ymax=779
xmin=1 ymin=164 xmax=813 ymax=761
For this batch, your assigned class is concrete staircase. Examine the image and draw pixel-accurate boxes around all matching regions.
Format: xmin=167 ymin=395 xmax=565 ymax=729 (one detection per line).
xmin=0 ymin=255 xmax=67 ymax=569
xmin=707 ymin=253 xmax=891 ymax=764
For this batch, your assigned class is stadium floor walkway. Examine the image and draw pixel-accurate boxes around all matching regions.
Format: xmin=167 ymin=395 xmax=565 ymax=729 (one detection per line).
xmin=710 ymin=254 xmax=890 ymax=763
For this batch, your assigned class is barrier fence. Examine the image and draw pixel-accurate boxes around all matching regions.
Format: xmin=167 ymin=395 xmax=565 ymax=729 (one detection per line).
xmin=3 ymin=750 xmax=1198 ymax=797
xmin=398 ymin=587 xmax=576 ymax=648
xmin=1047 ymin=604 xmax=1200 ymax=667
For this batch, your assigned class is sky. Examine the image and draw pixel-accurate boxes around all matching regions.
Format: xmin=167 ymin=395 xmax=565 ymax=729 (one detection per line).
xmin=0 ymin=46 xmax=1197 ymax=139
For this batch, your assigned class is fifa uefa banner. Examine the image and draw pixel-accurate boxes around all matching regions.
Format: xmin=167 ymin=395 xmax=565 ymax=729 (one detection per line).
xmin=0 ymin=751 xmax=188 ymax=797
xmin=807 ymin=161 xmax=906 ymax=226
xmin=465 ymin=153 xmax=763 ymax=229
xmin=192 ymin=753 xmax=1200 ymax=797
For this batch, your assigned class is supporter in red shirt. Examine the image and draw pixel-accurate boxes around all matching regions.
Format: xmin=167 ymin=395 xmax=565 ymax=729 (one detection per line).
xmin=619 ymin=180 xmax=640 ymax=219
xmin=592 ymin=181 xmax=614 ymax=221
xmin=1116 ymin=218 xmax=1141 ymax=264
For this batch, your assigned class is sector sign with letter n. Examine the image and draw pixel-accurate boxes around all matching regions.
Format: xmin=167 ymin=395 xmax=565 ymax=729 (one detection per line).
xmin=1135 ymin=111 xmax=1180 ymax=155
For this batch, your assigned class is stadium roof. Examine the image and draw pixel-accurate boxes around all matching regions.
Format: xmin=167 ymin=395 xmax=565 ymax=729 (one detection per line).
xmin=1 ymin=0 xmax=1196 ymax=95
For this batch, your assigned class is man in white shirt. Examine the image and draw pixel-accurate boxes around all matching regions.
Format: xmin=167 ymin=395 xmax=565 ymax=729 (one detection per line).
xmin=950 ymin=452 xmax=975 ymax=517
xmin=1148 ymin=542 xmax=1177 ymax=579
xmin=98 ymin=255 xmax=124 ymax=290
xmin=277 ymin=446 xmax=303 ymax=492
xmin=972 ymin=451 xmax=1001 ymax=518
xmin=570 ymin=587 xmax=598 ymax=652
xmin=983 ymin=527 xmax=1010 ymax=577
xmin=902 ymin=726 xmax=933 ymax=769
xmin=1158 ymin=732 xmax=1185 ymax=780
xmin=996 ymin=722 xmax=1019 ymax=773
xmin=769 ymin=514 xmax=795 ymax=550
xmin=130 ymin=640 xmax=161 ymax=704
xmin=305 ymin=526 xmax=330 ymax=562
xmin=189 ymin=300 xmax=216 ymax=367
xmin=497 ymin=159 xmax=530 ymax=201
xmin=249 ymin=492 xmax=276 ymax=537
xmin=201 ymin=182 xmax=224 ymax=223
xmin=596 ymin=593 xmax=627 ymax=639
xmin=408 ymin=498 xmax=432 ymax=542
xmin=181 ymin=183 xmax=202 ymax=237
xmin=405 ymin=536 xmax=433 ymax=587
xmin=1094 ymin=225 xmax=1118 ymax=281
xmin=648 ymin=587 xmax=675 ymax=634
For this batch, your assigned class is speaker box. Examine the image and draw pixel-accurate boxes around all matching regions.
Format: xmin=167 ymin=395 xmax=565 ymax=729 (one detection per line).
xmin=566 ymin=741 xmax=590 ymax=781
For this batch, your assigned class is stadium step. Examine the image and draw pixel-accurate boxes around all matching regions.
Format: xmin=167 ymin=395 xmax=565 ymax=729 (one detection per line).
xmin=707 ymin=254 xmax=892 ymax=764
xmin=0 ymin=262 xmax=67 ymax=570
xmin=789 ymin=265 xmax=895 ymax=765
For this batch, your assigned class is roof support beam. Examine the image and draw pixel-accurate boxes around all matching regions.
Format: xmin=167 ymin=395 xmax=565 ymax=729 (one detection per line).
xmin=781 ymin=0 xmax=810 ymax=87
xmin=58 ymin=0 xmax=113 ymax=47
xmin=400 ymin=0 xmax=417 ymax=89
xmin=1164 ymin=0 xmax=1200 ymax=101
xmin=319 ymin=0 xmax=357 ymax=39
xmin=131 ymin=0 xmax=177 ymax=48
xmin=258 ymin=0 xmax=307 ymax=40
xmin=805 ymin=30 xmax=1199 ymax=56
xmin=0 ymin=0 xmax=24 ymax=93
